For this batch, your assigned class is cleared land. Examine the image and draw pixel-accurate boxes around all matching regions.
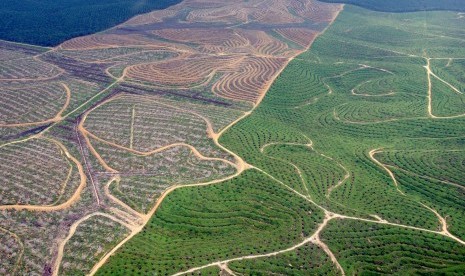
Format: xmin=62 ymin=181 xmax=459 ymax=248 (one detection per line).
xmin=2 ymin=1 xmax=465 ymax=275
xmin=0 ymin=0 xmax=343 ymax=275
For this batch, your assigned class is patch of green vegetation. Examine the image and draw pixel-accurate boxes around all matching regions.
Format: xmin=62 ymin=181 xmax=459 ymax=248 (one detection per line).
xmin=228 ymin=243 xmax=339 ymax=275
xmin=98 ymin=5 xmax=465 ymax=275
xmin=321 ymin=219 xmax=465 ymax=274
xmin=97 ymin=170 xmax=324 ymax=275
xmin=319 ymin=0 xmax=465 ymax=12
xmin=0 ymin=0 xmax=182 ymax=46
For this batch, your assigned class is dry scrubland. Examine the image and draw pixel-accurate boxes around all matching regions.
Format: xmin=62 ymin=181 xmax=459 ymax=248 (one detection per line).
xmin=0 ymin=0 xmax=342 ymax=275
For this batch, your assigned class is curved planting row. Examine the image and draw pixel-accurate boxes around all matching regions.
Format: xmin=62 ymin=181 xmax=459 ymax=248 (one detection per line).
xmin=0 ymin=0 xmax=347 ymax=274
xmin=59 ymin=215 xmax=130 ymax=276
xmin=264 ymin=144 xmax=347 ymax=201
xmin=126 ymin=55 xmax=238 ymax=88
xmin=375 ymin=150 xmax=465 ymax=239
xmin=96 ymin=170 xmax=325 ymax=276
xmin=0 ymin=138 xmax=79 ymax=206
xmin=249 ymin=6 xmax=303 ymax=24
xmin=321 ymin=219 xmax=465 ymax=275
xmin=83 ymin=94 xmax=232 ymax=160
xmin=289 ymin=0 xmax=343 ymax=22
xmin=60 ymin=47 xmax=178 ymax=65
xmin=237 ymin=29 xmax=292 ymax=57
xmin=60 ymin=34 xmax=155 ymax=50
xmin=185 ymin=6 xmax=248 ymax=24
xmin=152 ymin=28 xmax=248 ymax=54
xmin=274 ymin=28 xmax=318 ymax=49
xmin=0 ymin=228 xmax=23 ymax=275
xmin=377 ymin=150 xmax=465 ymax=188
xmin=107 ymin=146 xmax=236 ymax=214
xmin=0 ymin=57 xmax=61 ymax=81
xmin=431 ymin=77 xmax=465 ymax=117
xmin=228 ymin=243 xmax=340 ymax=275
xmin=213 ymin=56 xmax=287 ymax=102
xmin=0 ymin=82 xmax=69 ymax=126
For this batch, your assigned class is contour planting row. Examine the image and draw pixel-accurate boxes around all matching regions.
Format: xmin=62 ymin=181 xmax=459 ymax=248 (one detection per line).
xmin=185 ymin=5 xmax=248 ymax=24
xmin=183 ymin=0 xmax=305 ymax=25
xmin=150 ymin=96 xmax=247 ymax=133
xmin=288 ymin=0 xmax=343 ymax=23
xmin=263 ymin=144 xmax=347 ymax=201
xmin=59 ymin=215 xmax=130 ymax=276
xmin=212 ymin=56 xmax=287 ymax=102
xmin=0 ymin=82 xmax=68 ymax=126
xmin=59 ymin=34 xmax=157 ymax=50
xmin=60 ymin=47 xmax=171 ymax=64
xmin=0 ymin=57 xmax=61 ymax=81
xmin=376 ymin=150 xmax=465 ymax=188
xmin=126 ymin=55 xmax=239 ymax=88
xmin=325 ymin=146 xmax=441 ymax=230
xmin=431 ymin=59 xmax=465 ymax=93
xmin=332 ymin=95 xmax=426 ymax=123
xmin=0 ymin=195 xmax=95 ymax=275
xmin=152 ymin=28 xmax=249 ymax=54
xmin=274 ymin=28 xmax=318 ymax=49
xmin=375 ymin=150 xmax=465 ymax=238
xmin=96 ymin=169 xmax=325 ymax=276
xmin=90 ymin=137 xmax=235 ymax=175
xmin=430 ymin=77 xmax=465 ymax=117
xmin=0 ymin=138 xmax=79 ymax=206
xmin=104 ymin=145 xmax=236 ymax=213
xmin=83 ymin=94 xmax=232 ymax=160
xmin=228 ymin=243 xmax=340 ymax=275
xmin=388 ymin=167 xmax=465 ymax=239
xmin=238 ymin=30 xmax=292 ymax=57
xmin=321 ymin=219 xmax=465 ymax=274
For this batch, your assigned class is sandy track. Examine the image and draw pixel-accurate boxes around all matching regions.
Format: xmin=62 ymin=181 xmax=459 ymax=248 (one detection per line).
xmin=369 ymin=148 xmax=405 ymax=196
xmin=172 ymin=159 xmax=465 ymax=276
xmin=424 ymin=57 xmax=465 ymax=119
xmin=259 ymin=136 xmax=350 ymax=199
xmin=103 ymin=177 xmax=145 ymax=220
xmin=87 ymin=6 xmax=465 ymax=274
xmin=10 ymin=3 xmax=465 ymax=275
xmin=78 ymin=96 xmax=239 ymax=174
xmin=88 ymin=166 xmax=247 ymax=275
xmin=368 ymin=148 xmax=465 ymax=245
xmin=75 ymin=123 xmax=101 ymax=205
xmin=171 ymin=212 xmax=337 ymax=276
xmin=2 ymin=2 xmax=347 ymax=274
xmin=385 ymin=163 xmax=465 ymax=191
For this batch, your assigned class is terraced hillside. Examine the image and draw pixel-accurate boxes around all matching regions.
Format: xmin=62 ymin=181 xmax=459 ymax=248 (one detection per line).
xmin=98 ymin=4 xmax=465 ymax=275
xmin=2 ymin=0 xmax=465 ymax=275
xmin=0 ymin=0 xmax=343 ymax=275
